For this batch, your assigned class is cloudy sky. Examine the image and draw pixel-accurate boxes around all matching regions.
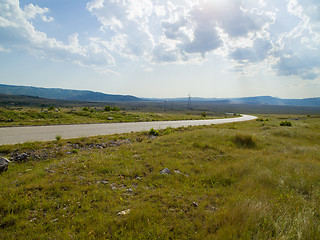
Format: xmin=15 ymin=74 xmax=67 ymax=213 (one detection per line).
xmin=1 ymin=0 xmax=320 ymax=98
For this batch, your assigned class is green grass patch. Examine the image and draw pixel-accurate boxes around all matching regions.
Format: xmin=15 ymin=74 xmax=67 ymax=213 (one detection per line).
xmin=0 ymin=115 xmax=320 ymax=239
xmin=0 ymin=107 xmax=224 ymax=127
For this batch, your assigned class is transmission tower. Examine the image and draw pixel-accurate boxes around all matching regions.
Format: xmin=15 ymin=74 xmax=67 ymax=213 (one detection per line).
xmin=187 ymin=93 xmax=191 ymax=109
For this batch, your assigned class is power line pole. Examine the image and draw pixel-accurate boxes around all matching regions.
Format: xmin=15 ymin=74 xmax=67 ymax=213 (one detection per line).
xmin=187 ymin=93 xmax=191 ymax=109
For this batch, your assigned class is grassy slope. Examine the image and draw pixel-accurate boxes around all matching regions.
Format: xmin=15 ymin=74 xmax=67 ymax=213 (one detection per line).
xmin=0 ymin=115 xmax=320 ymax=239
xmin=0 ymin=107 xmax=219 ymax=127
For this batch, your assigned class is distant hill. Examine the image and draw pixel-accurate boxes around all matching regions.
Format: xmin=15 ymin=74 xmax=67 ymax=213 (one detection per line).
xmin=1 ymin=84 xmax=319 ymax=107
xmin=0 ymin=84 xmax=142 ymax=102
xmin=0 ymin=94 xmax=111 ymax=108
xmin=146 ymin=96 xmax=320 ymax=107
xmin=228 ymin=96 xmax=320 ymax=107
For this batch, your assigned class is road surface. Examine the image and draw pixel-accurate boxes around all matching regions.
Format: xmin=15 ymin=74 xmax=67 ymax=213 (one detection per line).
xmin=0 ymin=115 xmax=257 ymax=145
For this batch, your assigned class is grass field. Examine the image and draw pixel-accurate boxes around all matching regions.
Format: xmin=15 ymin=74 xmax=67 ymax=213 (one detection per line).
xmin=0 ymin=107 xmax=222 ymax=127
xmin=0 ymin=114 xmax=320 ymax=239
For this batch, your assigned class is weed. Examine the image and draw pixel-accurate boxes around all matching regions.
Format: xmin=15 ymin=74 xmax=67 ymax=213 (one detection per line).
xmin=55 ymin=135 xmax=62 ymax=141
xmin=71 ymin=149 xmax=78 ymax=154
xmin=232 ymin=133 xmax=256 ymax=148
xmin=280 ymin=121 xmax=292 ymax=126
xmin=149 ymin=128 xmax=160 ymax=136
xmin=163 ymin=127 xmax=172 ymax=135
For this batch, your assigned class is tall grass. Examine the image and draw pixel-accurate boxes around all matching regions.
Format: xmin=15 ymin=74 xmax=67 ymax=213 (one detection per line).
xmin=232 ymin=133 xmax=256 ymax=148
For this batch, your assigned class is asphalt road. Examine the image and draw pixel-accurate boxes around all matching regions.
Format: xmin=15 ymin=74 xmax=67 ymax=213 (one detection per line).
xmin=0 ymin=115 xmax=257 ymax=145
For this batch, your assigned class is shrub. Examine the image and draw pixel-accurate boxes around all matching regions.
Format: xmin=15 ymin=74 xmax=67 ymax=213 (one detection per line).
xmin=149 ymin=128 xmax=160 ymax=136
xmin=105 ymin=106 xmax=120 ymax=111
xmin=163 ymin=127 xmax=172 ymax=135
xmin=104 ymin=106 xmax=112 ymax=111
xmin=71 ymin=149 xmax=78 ymax=154
xmin=82 ymin=107 xmax=89 ymax=111
xmin=280 ymin=121 xmax=292 ymax=127
xmin=233 ymin=134 xmax=255 ymax=148
xmin=55 ymin=135 xmax=62 ymax=141
xmin=201 ymin=112 xmax=207 ymax=118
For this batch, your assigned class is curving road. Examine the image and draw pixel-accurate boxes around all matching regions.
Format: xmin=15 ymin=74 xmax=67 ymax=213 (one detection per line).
xmin=0 ymin=115 xmax=257 ymax=145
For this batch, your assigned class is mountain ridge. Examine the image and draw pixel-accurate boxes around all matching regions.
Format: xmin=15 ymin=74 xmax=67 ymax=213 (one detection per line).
xmin=145 ymin=96 xmax=320 ymax=107
xmin=0 ymin=84 xmax=141 ymax=102
xmin=1 ymin=84 xmax=320 ymax=107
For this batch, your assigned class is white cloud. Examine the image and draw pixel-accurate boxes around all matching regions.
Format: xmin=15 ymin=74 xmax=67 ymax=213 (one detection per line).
xmin=87 ymin=0 xmax=104 ymax=12
xmin=230 ymin=38 xmax=272 ymax=63
xmin=86 ymin=0 xmax=276 ymax=66
xmin=0 ymin=0 xmax=114 ymax=73
xmin=23 ymin=3 xmax=53 ymax=22
xmin=154 ymin=5 xmax=166 ymax=17
xmin=1 ymin=0 xmax=319 ymax=81
xmin=0 ymin=45 xmax=10 ymax=52
xmin=271 ymin=0 xmax=320 ymax=80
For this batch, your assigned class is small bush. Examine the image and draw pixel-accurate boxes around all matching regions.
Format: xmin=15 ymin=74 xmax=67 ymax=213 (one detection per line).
xmin=201 ymin=112 xmax=207 ymax=118
xmin=149 ymin=128 xmax=160 ymax=136
xmin=256 ymin=118 xmax=269 ymax=122
xmin=82 ymin=107 xmax=89 ymax=111
xmin=104 ymin=106 xmax=112 ymax=111
xmin=104 ymin=105 xmax=120 ymax=112
xmin=71 ymin=149 xmax=78 ymax=154
xmin=163 ymin=127 xmax=172 ymax=135
xmin=280 ymin=121 xmax=292 ymax=127
xmin=233 ymin=134 xmax=255 ymax=148
xmin=55 ymin=135 xmax=62 ymax=141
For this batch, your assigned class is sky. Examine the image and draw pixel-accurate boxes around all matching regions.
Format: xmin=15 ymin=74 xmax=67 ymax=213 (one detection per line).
xmin=0 ymin=0 xmax=320 ymax=99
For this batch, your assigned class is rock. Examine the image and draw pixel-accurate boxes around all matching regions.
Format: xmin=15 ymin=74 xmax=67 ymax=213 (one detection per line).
xmin=192 ymin=202 xmax=199 ymax=207
xmin=0 ymin=157 xmax=10 ymax=173
xmin=207 ymin=206 xmax=218 ymax=211
xmin=108 ymin=117 xmax=113 ymax=120
xmin=13 ymin=153 xmax=28 ymax=162
xmin=160 ymin=168 xmax=170 ymax=175
xmin=174 ymin=169 xmax=182 ymax=174
xmin=117 ymin=209 xmax=130 ymax=215
xmin=110 ymin=183 xmax=117 ymax=190
xmin=149 ymin=135 xmax=157 ymax=140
